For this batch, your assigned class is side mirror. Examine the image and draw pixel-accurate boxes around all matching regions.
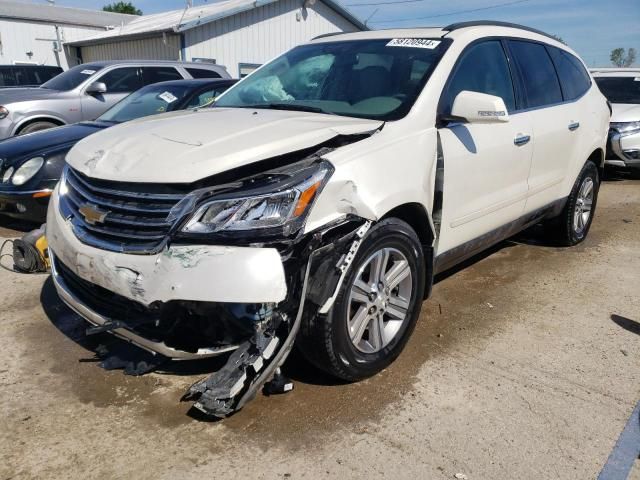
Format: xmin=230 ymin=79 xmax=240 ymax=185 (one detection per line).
xmin=86 ymin=82 xmax=107 ymax=95
xmin=450 ymin=90 xmax=509 ymax=124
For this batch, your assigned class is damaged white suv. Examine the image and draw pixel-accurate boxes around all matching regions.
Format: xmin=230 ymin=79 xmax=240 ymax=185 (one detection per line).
xmin=46 ymin=21 xmax=609 ymax=417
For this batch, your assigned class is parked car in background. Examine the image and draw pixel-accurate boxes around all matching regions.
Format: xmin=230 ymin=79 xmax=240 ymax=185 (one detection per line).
xmin=47 ymin=22 xmax=609 ymax=418
xmin=0 ymin=60 xmax=230 ymax=139
xmin=0 ymin=65 xmax=63 ymax=88
xmin=592 ymin=68 xmax=640 ymax=170
xmin=0 ymin=78 xmax=236 ymax=222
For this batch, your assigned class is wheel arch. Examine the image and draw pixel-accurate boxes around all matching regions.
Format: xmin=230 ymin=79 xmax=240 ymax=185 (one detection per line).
xmin=14 ymin=115 xmax=66 ymax=135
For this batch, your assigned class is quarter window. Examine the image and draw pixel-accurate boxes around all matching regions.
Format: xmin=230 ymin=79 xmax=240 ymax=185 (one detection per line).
xmin=441 ymin=40 xmax=516 ymax=114
xmin=98 ymin=67 xmax=143 ymax=93
xmin=186 ymin=67 xmax=221 ymax=79
xmin=508 ymin=40 xmax=563 ymax=108
xmin=548 ymin=47 xmax=591 ymax=100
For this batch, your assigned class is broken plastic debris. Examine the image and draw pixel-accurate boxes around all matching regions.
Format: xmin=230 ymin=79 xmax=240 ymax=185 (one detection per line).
xmin=454 ymin=474 xmax=468 ymax=480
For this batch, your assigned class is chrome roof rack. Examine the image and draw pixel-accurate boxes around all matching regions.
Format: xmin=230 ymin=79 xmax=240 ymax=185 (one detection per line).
xmin=442 ymin=21 xmax=557 ymax=41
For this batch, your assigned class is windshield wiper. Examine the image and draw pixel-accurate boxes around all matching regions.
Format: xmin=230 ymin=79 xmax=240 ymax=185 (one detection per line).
xmin=243 ymin=103 xmax=334 ymax=115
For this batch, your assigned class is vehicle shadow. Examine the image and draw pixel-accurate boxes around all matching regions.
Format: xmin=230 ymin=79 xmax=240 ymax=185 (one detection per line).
xmin=611 ymin=314 xmax=640 ymax=336
xmin=602 ymin=167 xmax=640 ymax=182
xmin=0 ymin=214 xmax=40 ymax=235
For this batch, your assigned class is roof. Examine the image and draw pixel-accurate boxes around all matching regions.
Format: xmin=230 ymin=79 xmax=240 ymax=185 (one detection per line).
xmin=140 ymin=78 xmax=238 ymax=88
xmin=590 ymin=68 xmax=640 ymax=77
xmin=67 ymin=0 xmax=366 ymax=46
xmin=0 ymin=0 xmax=137 ymax=28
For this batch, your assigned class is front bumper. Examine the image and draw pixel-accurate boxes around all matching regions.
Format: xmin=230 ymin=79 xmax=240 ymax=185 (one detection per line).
xmin=0 ymin=189 xmax=52 ymax=222
xmin=46 ymin=186 xmax=289 ymax=359
xmin=606 ymin=129 xmax=640 ymax=168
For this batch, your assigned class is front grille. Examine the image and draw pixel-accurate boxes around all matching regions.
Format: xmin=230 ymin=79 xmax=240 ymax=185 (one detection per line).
xmin=60 ymin=166 xmax=185 ymax=253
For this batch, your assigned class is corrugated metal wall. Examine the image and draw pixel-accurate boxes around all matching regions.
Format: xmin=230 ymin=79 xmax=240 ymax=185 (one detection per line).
xmin=0 ymin=18 xmax=104 ymax=68
xmin=184 ymin=0 xmax=359 ymax=77
xmin=80 ymin=34 xmax=181 ymax=63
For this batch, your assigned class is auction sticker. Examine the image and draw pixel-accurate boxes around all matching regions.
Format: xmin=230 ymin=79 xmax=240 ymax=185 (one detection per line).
xmin=387 ymin=38 xmax=441 ymax=49
xmin=159 ymin=91 xmax=178 ymax=103
xmin=80 ymin=69 xmax=96 ymax=75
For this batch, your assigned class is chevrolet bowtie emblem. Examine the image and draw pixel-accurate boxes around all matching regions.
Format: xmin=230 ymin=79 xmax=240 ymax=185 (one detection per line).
xmin=78 ymin=204 xmax=110 ymax=225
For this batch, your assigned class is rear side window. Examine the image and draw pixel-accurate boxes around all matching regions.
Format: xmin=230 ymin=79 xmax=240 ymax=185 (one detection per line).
xmin=99 ymin=67 xmax=143 ymax=93
xmin=441 ymin=40 xmax=516 ymax=114
xmin=508 ymin=40 xmax=563 ymax=108
xmin=186 ymin=67 xmax=221 ymax=79
xmin=548 ymin=48 xmax=591 ymax=100
xmin=141 ymin=66 xmax=183 ymax=85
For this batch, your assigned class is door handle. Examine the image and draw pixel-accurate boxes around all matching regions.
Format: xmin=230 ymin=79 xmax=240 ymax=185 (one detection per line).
xmin=514 ymin=134 xmax=531 ymax=146
xmin=568 ymin=121 xmax=580 ymax=131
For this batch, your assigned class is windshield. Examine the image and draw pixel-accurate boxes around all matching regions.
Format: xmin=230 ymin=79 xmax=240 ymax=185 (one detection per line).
xmin=97 ymin=84 xmax=197 ymax=123
xmin=216 ymin=38 xmax=450 ymax=121
xmin=41 ymin=64 xmax=104 ymax=91
xmin=595 ymin=76 xmax=640 ymax=104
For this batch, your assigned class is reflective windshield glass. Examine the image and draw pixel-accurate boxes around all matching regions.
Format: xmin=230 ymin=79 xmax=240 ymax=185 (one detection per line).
xmin=97 ymin=84 xmax=192 ymax=123
xmin=41 ymin=64 xmax=104 ymax=91
xmin=216 ymin=38 xmax=449 ymax=120
xmin=594 ymin=77 xmax=640 ymax=104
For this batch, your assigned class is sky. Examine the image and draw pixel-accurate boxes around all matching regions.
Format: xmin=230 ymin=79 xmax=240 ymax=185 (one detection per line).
xmin=16 ymin=0 xmax=640 ymax=66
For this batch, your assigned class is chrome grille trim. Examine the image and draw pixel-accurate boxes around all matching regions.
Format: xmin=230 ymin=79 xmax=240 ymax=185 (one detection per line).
xmin=60 ymin=166 xmax=185 ymax=254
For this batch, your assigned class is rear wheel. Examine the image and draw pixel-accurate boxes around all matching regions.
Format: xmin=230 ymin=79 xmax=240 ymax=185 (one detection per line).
xmin=18 ymin=121 xmax=58 ymax=135
xmin=298 ymin=218 xmax=426 ymax=381
xmin=547 ymin=161 xmax=600 ymax=246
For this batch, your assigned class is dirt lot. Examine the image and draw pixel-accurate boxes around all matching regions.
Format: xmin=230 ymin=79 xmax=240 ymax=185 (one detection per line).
xmin=1 ymin=176 xmax=639 ymax=480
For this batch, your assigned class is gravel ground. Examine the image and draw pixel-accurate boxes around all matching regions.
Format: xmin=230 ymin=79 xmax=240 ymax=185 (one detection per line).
xmin=0 ymin=176 xmax=638 ymax=480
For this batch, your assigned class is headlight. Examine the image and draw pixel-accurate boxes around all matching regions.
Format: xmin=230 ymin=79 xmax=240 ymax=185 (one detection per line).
xmin=612 ymin=121 xmax=640 ymax=134
xmin=2 ymin=166 xmax=13 ymax=183
xmin=12 ymin=156 xmax=44 ymax=186
xmin=0 ymin=106 xmax=8 ymax=119
xmin=180 ymin=160 xmax=332 ymax=237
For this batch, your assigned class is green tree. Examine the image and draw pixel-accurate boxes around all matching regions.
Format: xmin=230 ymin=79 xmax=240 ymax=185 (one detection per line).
xmin=551 ymin=34 xmax=566 ymax=45
xmin=610 ymin=48 xmax=637 ymax=67
xmin=103 ymin=2 xmax=142 ymax=15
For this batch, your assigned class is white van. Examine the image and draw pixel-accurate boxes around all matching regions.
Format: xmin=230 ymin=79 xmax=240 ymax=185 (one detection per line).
xmin=46 ymin=21 xmax=610 ymax=417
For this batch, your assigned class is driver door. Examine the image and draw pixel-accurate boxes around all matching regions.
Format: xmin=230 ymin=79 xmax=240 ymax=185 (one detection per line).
xmin=81 ymin=67 xmax=142 ymax=120
xmin=436 ymin=40 xmax=533 ymax=256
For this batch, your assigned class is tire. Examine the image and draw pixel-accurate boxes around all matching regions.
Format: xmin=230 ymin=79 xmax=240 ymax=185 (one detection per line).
xmin=18 ymin=121 xmax=58 ymax=135
xmin=298 ymin=218 xmax=426 ymax=381
xmin=548 ymin=160 xmax=600 ymax=246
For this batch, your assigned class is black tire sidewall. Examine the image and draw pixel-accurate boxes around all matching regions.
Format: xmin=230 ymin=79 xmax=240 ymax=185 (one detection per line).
xmin=565 ymin=161 xmax=599 ymax=244
xmin=326 ymin=218 xmax=426 ymax=380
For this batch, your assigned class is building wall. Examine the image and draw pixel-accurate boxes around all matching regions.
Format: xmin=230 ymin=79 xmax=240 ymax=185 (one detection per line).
xmin=80 ymin=34 xmax=181 ymax=63
xmin=0 ymin=18 xmax=105 ymax=69
xmin=184 ymin=0 xmax=360 ymax=77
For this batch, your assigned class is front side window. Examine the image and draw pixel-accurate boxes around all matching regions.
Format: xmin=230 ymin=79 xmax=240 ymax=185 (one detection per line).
xmin=440 ymin=40 xmax=516 ymax=114
xmin=97 ymin=83 xmax=192 ymax=123
xmin=548 ymin=47 xmax=591 ymax=101
xmin=217 ymin=39 xmax=450 ymax=121
xmin=98 ymin=67 xmax=142 ymax=93
xmin=141 ymin=66 xmax=183 ymax=85
xmin=41 ymin=63 xmax=104 ymax=91
xmin=508 ymin=40 xmax=563 ymax=108
xmin=594 ymin=77 xmax=640 ymax=104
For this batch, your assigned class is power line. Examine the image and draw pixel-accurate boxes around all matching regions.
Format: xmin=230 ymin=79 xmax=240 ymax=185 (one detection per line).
xmin=348 ymin=0 xmax=532 ymax=24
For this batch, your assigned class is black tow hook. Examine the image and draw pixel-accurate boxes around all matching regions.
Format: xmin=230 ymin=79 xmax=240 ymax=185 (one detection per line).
xmin=263 ymin=368 xmax=294 ymax=396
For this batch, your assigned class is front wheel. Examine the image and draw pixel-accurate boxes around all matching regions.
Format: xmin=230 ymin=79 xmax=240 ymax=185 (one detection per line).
xmin=547 ymin=161 xmax=600 ymax=246
xmin=298 ymin=218 xmax=426 ymax=381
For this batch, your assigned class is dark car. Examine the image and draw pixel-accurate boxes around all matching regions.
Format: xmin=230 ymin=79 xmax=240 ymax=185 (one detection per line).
xmin=0 ymin=78 xmax=236 ymax=222
xmin=0 ymin=65 xmax=63 ymax=88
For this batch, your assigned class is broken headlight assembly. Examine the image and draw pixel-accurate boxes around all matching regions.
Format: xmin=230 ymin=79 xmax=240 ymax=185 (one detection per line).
xmin=174 ymin=159 xmax=333 ymax=240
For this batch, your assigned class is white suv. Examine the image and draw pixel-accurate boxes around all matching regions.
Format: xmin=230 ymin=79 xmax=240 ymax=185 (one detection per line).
xmin=46 ymin=21 xmax=610 ymax=417
xmin=591 ymin=68 xmax=640 ymax=170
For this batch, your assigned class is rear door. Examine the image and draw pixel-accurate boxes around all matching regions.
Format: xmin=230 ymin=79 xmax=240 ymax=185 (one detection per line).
xmin=507 ymin=40 xmax=579 ymax=212
xmin=81 ymin=67 xmax=143 ymax=120
xmin=437 ymin=39 xmax=533 ymax=255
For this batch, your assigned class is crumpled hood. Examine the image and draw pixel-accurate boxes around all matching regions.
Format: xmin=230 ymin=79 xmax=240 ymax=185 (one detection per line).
xmin=0 ymin=87 xmax=60 ymax=104
xmin=611 ymin=103 xmax=640 ymax=123
xmin=66 ymin=108 xmax=382 ymax=183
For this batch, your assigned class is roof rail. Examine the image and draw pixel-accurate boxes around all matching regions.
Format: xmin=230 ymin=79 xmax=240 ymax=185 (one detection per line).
xmin=443 ymin=21 xmax=557 ymax=41
xmin=312 ymin=32 xmax=344 ymax=40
